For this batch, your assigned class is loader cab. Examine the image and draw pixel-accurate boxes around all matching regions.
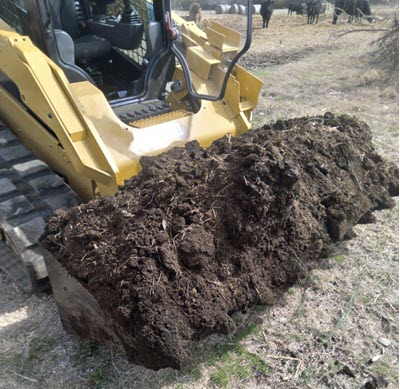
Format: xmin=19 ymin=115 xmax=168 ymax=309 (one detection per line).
xmin=14 ymin=0 xmax=173 ymax=103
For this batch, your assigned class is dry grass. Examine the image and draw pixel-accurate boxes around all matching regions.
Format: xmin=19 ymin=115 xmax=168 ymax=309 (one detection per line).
xmin=0 ymin=6 xmax=398 ymax=389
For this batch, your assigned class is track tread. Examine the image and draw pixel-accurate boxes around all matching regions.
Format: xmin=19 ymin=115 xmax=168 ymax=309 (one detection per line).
xmin=0 ymin=125 xmax=81 ymax=291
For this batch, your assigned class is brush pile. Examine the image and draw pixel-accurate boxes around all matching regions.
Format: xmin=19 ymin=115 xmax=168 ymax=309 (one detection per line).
xmin=372 ymin=16 xmax=399 ymax=85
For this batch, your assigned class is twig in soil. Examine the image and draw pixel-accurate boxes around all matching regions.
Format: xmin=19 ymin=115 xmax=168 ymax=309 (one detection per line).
xmin=295 ymin=359 xmax=303 ymax=378
xmin=315 ymin=168 xmax=344 ymax=195
xmin=215 ymin=182 xmax=234 ymax=197
xmin=333 ymin=288 xmax=357 ymax=330
xmin=110 ymin=352 xmax=121 ymax=375
xmin=12 ymin=372 xmax=38 ymax=382
xmin=256 ymin=351 xmax=304 ymax=375
xmin=199 ymin=216 xmax=213 ymax=225
xmin=257 ymin=354 xmax=302 ymax=362
xmin=205 ymin=279 xmax=222 ymax=286
xmin=301 ymin=117 xmax=325 ymax=126
xmin=334 ymin=28 xmax=389 ymax=39
xmin=143 ymin=192 xmax=156 ymax=207
xmin=348 ymin=160 xmax=364 ymax=191
xmin=371 ymin=277 xmax=386 ymax=289
xmin=387 ymin=302 xmax=398 ymax=313
xmin=291 ymin=273 xmax=314 ymax=321
xmin=262 ymin=331 xmax=268 ymax=343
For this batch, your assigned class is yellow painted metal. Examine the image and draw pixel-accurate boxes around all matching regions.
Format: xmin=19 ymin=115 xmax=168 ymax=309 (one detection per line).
xmin=0 ymin=13 xmax=262 ymax=200
xmin=0 ymin=23 xmax=118 ymax=189
xmin=171 ymin=15 xmax=263 ymax=142
xmin=186 ymin=46 xmax=219 ymax=80
xmin=129 ymin=110 xmax=191 ymax=128
xmin=205 ymin=20 xmax=241 ymax=58
xmin=174 ymin=15 xmax=208 ymax=48
xmin=68 ymin=81 xmax=141 ymax=188
xmin=0 ymin=86 xmax=95 ymax=200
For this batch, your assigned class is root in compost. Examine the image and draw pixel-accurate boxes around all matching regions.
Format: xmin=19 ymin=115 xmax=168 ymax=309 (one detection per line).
xmin=41 ymin=113 xmax=399 ymax=370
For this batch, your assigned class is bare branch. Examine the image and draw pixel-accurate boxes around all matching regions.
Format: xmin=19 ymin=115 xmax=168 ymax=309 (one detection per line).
xmin=335 ymin=28 xmax=389 ymax=39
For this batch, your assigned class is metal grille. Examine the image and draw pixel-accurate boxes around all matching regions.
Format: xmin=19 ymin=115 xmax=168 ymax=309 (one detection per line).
xmin=0 ymin=0 xmax=24 ymax=34
xmin=109 ymin=0 xmax=153 ymax=66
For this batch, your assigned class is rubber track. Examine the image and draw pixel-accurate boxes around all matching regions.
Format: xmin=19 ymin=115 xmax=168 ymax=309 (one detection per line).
xmin=0 ymin=125 xmax=81 ymax=292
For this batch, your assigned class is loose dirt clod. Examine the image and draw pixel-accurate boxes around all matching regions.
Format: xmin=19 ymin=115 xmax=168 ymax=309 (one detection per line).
xmin=40 ymin=113 xmax=399 ymax=370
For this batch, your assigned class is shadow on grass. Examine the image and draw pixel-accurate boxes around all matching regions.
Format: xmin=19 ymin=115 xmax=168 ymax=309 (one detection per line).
xmin=163 ymin=312 xmax=272 ymax=389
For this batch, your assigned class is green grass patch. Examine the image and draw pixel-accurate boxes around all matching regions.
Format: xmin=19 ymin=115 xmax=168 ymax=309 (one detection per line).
xmin=210 ymin=349 xmax=271 ymax=388
xmin=360 ymin=295 xmax=372 ymax=305
xmin=0 ymin=350 xmax=23 ymax=369
xmin=74 ymin=340 xmax=100 ymax=365
xmin=253 ymin=67 xmax=278 ymax=79
xmin=234 ymin=322 xmax=261 ymax=340
xmin=287 ymin=287 xmax=296 ymax=295
xmin=210 ymin=369 xmax=230 ymax=388
xmin=334 ymin=255 xmax=346 ymax=264
xmin=370 ymin=360 xmax=399 ymax=381
xmin=166 ymin=321 xmax=267 ymax=387
xmin=299 ymin=357 xmax=320 ymax=387
xmin=387 ymin=125 xmax=399 ymax=135
xmin=252 ymin=305 xmax=269 ymax=312
xmin=352 ymin=104 xmax=368 ymax=112
xmin=190 ymin=367 xmax=202 ymax=380
xmin=209 ymin=323 xmax=270 ymax=387
xmin=327 ymin=361 xmax=344 ymax=377
xmin=87 ymin=362 xmax=110 ymax=389
xmin=26 ymin=335 xmax=56 ymax=362
xmin=295 ymin=307 xmax=307 ymax=317
xmin=333 ymin=289 xmax=357 ymax=331
xmin=177 ymin=364 xmax=203 ymax=380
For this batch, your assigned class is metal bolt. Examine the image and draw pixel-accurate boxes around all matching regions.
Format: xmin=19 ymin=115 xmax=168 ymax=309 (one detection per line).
xmin=170 ymin=79 xmax=183 ymax=92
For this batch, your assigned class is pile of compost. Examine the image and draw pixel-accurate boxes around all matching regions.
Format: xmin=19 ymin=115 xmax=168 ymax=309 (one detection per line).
xmin=41 ymin=113 xmax=399 ymax=370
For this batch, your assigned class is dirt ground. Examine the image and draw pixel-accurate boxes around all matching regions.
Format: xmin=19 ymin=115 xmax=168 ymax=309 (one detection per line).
xmin=0 ymin=6 xmax=399 ymax=389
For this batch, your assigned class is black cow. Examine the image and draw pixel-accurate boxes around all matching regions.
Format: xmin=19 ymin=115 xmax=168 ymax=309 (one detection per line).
xmin=333 ymin=0 xmax=372 ymax=24
xmin=288 ymin=2 xmax=306 ymax=15
xmin=307 ymin=0 xmax=321 ymax=24
xmin=261 ymin=0 xmax=274 ymax=28
xmin=189 ymin=2 xmax=202 ymax=25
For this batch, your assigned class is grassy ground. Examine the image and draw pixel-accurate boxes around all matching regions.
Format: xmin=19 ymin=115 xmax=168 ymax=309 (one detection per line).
xmin=0 ymin=6 xmax=398 ymax=389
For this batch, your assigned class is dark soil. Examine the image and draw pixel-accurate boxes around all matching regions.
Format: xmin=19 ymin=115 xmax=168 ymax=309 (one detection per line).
xmin=239 ymin=45 xmax=328 ymax=70
xmin=40 ymin=113 xmax=399 ymax=370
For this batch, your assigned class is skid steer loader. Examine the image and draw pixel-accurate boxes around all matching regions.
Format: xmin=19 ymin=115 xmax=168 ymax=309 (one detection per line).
xmin=0 ymin=0 xmax=262 ymax=292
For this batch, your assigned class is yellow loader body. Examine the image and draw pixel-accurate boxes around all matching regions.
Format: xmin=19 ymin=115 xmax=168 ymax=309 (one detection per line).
xmin=0 ymin=17 xmax=262 ymax=201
